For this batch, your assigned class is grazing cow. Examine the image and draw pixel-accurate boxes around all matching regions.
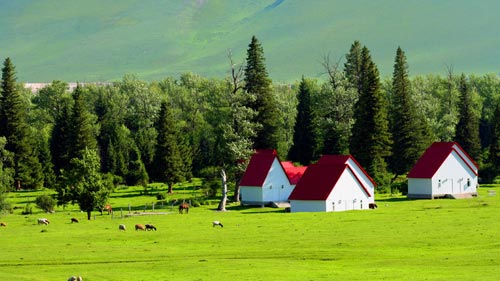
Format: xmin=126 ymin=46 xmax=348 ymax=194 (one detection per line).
xmin=37 ymin=218 xmax=50 ymax=225
xmin=178 ymin=202 xmax=189 ymax=214
xmin=212 ymin=221 xmax=223 ymax=227
xmin=68 ymin=276 xmax=83 ymax=281
xmin=118 ymin=224 xmax=126 ymax=231
xmin=369 ymin=203 xmax=378 ymax=209
xmin=135 ymin=224 xmax=146 ymax=231
xmin=0 ymin=222 xmax=6 ymax=227
xmin=145 ymin=224 xmax=157 ymax=231
xmin=71 ymin=218 xmax=79 ymax=223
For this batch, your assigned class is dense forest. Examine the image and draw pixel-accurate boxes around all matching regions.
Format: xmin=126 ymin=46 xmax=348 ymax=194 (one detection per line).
xmin=1 ymin=38 xmax=500 ymax=214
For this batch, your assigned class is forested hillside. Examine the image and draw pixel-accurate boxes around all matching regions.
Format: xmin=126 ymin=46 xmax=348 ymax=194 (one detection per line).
xmin=1 ymin=36 xmax=500 ymax=213
xmin=1 ymin=0 xmax=500 ymax=82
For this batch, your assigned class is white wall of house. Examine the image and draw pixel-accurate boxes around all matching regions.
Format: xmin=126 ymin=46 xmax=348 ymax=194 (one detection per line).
xmin=432 ymin=152 xmax=477 ymax=195
xmin=290 ymin=169 xmax=371 ymax=212
xmin=327 ymin=169 xmax=371 ymax=211
xmin=240 ymin=186 xmax=263 ymax=204
xmin=408 ymin=151 xmax=478 ymax=198
xmin=290 ymin=200 xmax=327 ymax=212
xmin=408 ymin=178 xmax=432 ymax=198
xmin=345 ymin=158 xmax=375 ymax=203
xmin=262 ymin=158 xmax=294 ymax=202
xmin=240 ymin=158 xmax=292 ymax=205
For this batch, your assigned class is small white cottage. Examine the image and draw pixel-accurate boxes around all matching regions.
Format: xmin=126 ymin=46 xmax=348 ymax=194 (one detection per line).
xmin=407 ymin=142 xmax=478 ymax=199
xmin=239 ymin=150 xmax=296 ymax=206
xmin=288 ymin=155 xmax=376 ymax=212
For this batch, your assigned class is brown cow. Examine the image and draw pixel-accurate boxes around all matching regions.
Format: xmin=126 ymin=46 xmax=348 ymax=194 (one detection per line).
xmin=135 ymin=224 xmax=145 ymax=231
xmin=0 ymin=222 xmax=6 ymax=227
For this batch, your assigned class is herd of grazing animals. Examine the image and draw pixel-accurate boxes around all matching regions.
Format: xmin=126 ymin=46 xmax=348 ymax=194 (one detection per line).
xmin=0 ymin=202 xmax=226 ymax=280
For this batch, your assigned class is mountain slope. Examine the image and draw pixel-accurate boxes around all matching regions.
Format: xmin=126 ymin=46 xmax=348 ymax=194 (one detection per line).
xmin=1 ymin=0 xmax=499 ymax=82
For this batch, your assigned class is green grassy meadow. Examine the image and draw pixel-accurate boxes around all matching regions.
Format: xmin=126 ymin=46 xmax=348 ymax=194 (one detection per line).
xmin=1 ymin=0 xmax=500 ymax=83
xmin=1 ymin=183 xmax=499 ymax=280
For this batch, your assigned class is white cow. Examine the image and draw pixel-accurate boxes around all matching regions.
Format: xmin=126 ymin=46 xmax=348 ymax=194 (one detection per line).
xmin=37 ymin=218 xmax=50 ymax=225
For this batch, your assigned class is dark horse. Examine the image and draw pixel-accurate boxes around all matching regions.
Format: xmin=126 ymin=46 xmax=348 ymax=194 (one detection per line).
xmin=178 ymin=202 xmax=189 ymax=214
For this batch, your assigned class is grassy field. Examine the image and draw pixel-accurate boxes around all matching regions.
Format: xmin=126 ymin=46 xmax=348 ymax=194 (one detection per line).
xmin=1 ymin=183 xmax=499 ymax=281
xmin=1 ymin=0 xmax=500 ymax=83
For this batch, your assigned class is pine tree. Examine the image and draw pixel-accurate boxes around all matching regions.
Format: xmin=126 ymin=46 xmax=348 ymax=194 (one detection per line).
xmin=389 ymin=47 xmax=431 ymax=179
xmin=50 ymin=103 xmax=72 ymax=175
xmin=344 ymin=40 xmax=363 ymax=93
xmin=288 ymin=77 xmax=318 ymax=165
xmin=489 ymin=100 xmax=500 ymax=175
xmin=349 ymin=46 xmax=392 ymax=186
xmin=152 ymin=101 xmax=184 ymax=193
xmin=69 ymin=84 xmax=97 ymax=161
xmin=244 ymin=35 xmax=279 ymax=149
xmin=455 ymin=74 xmax=481 ymax=160
xmin=0 ymin=58 xmax=42 ymax=189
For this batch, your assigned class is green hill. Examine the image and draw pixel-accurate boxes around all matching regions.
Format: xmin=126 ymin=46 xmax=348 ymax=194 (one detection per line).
xmin=1 ymin=0 xmax=499 ymax=82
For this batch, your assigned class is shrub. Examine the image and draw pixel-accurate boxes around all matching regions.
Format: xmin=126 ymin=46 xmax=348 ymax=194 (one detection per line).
xmin=22 ymin=203 xmax=32 ymax=215
xmin=0 ymin=192 xmax=10 ymax=213
xmin=35 ymin=194 xmax=56 ymax=213
xmin=191 ymin=199 xmax=200 ymax=207
xmin=157 ymin=192 xmax=167 ymax=200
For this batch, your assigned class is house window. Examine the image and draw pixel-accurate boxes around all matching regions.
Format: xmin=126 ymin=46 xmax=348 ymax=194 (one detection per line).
xmin=360 ymin=200 xmax=363 ymax=209
xmin=281 ymin=185 xmax=284 ymax=189
xmin=338 ymin=200 xmax=342 ymax=204
xmin=438 ymin=179 xmax=441 ymax=188
xmin=269 ymin=185 xmax=272 ymax=189
xmin=467 ymin=178 xmax=471 ymax=187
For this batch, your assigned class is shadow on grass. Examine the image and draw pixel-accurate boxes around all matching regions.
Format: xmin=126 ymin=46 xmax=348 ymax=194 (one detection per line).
xmin=376 ymin=197 xmax=414 ymax=203
xmin=224 ymin=205 xmax=285 ymax=214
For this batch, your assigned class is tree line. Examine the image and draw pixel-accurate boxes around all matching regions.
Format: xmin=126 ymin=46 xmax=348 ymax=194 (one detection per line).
xmin=1 ymin=37 xmax=500 ymax=215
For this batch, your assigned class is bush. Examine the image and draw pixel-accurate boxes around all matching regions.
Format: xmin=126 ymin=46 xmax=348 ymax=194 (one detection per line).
xmin=0 ymin=192 xmax=10 ymax=213
xmin=157 ymin=192 xmax=167 ymax=200
xmin=22 ymin=203 xmax=32 ymax=215
xmin=35 ymin=194 xmax=56 ymax=213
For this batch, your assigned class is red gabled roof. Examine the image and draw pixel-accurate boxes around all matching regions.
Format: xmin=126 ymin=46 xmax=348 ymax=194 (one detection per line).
xmin=281 ymin=161 xmax=307 ymax=185
xmin=407 ymin=142 xmax=479 ymax=178
xmin=288 ymin=155 xmax=372 ymax=201
xmin=317 ymin=155 xmax=377 ymax=187
xmin=239 ymin=149 xmax=280 ymax=187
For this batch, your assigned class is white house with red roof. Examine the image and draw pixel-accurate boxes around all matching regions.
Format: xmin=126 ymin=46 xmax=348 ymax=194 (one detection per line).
xmin=288 ymin=155 xmax=376 ymax=212
xmin=407 ymin=142 xmax=478 ymax=199
xmin=239 ymin=150 xmax=306 ymax=206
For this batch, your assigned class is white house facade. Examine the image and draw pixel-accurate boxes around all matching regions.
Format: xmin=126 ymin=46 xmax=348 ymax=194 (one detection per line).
xmin=407 ymin=142 xmax=478 ymax=199
xmin=239 ymin=150 xmax=295 ymax=205
xmin=289 ymin=155 xmax=376 ymax=213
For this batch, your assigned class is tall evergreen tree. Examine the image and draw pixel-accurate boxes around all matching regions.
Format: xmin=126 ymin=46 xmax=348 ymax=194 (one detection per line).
xmin=244 ymin=35 xmax=279 ymax=149
xmin=454 ymin=74 xmax=481 ymax=160
xmin=68 ymin=84 xmax=97 ymax=161
xmin=288 ymin=77 xmax=318 ymax=165
xmin=152 ymin=101 xmax=184 ymax=193
xmin=50 ymin=103 xmax=72 ymax=175
xmin=349 ymin=46 xmax=392 ymax=186
xmin=488 ymin=100 xmax=500 ymax=175
xmin=344 ymin=40 xmax=363 ymax=93
xmin=389 ymin=47 xmax=431 ymax=179
xmin=0 ymin=58 xmax=42 ymax=189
